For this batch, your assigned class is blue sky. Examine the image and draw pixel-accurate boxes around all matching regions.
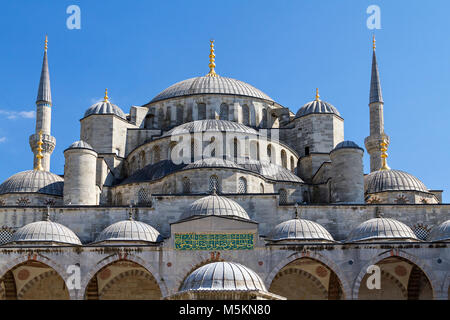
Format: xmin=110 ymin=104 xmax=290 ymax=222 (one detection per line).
xmin=0 ymin=0 xmax=449 ymax=202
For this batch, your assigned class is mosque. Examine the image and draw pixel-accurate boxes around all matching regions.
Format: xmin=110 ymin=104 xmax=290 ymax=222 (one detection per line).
xmin=0 ymin=36 xmax=448 ymax=300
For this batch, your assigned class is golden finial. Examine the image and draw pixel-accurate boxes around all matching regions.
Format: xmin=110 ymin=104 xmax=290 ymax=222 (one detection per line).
xmin=379 ymin=137 xmax=390 ymax=171
xmin=315 ymin=88 xmax=320 ymax=101
xmin=372 ymin=34 xmax=376 ymax=51
xmin=206 ymin=39 xmax=218 ymax=77
xmin=35 ymin=130 xmax=44 ymax=171
xmin=103 ymin=88 xmax=109 ymax=102
xmin=44 ymin=35 xmax=48 ymax=52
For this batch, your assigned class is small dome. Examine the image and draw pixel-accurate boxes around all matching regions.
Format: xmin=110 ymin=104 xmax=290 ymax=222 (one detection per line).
xmin=84 ymin=100 xmax=126 ymax=119
xmin=180 ymin=261 xmax=266 ymax=292
xmin=365 ymin=169 xmax=428 ymax=194
xmin=427 ymin=220 xmax=450 ymax=242
xmin=163 ymin=120 xmax=259 ymax=137
xmin=332 ymin=140 xmax=363 ymax=152
xmin=180 ymin=193 xmax=250 ymax=220
xmin=95 ymin=219 xmax=161 ymax=243
xmin=184 ymin=157 xmax=243 ymax=170
xmin=347 ymin=218 xmax=418 ymax=242
xmin=268 ymin=218 xmax=334 ymax=242
xmin=148 ymin=76 xmax=273 ymax=104
xmin=66 ymin=140 xmax=94 ymax=151
xmin=295 ymin=99 xmax=340 ymax=118
xmin=0 ymin=170 xmax=64 ymax=196
xmin=9 ymin=220 xmax=81 ymax=245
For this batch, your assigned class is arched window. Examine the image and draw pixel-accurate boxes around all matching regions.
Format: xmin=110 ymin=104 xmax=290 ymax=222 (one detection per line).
xmin=116 ymin=192 xmax=122 ymax=206
xmin=261 ymin=108 xmax=267 ymax=127
xmin=182 ymin=177 xmax=191 ymax=193
xmin=290 ymin=156 xmax=295 ymax=173
xmin=145 ymin=114 xmax=155 ymax=129
xmin=279 ymin=188 xmax=287 ymax=204
xmin=242 ymin=104 xmax=250 ymax=125
xmin=139 ymin=150 xmax=146 ymax=168
xmin=260 ymin=183 xmax=264 ymax=194
xmin=198 ymin=103 xmax=206 ymax=120
xmin=238 ymin=177 xmax=247 ymax=194
xmin=165 ymin=106 xmax=172 ymax=127
xmin=152 ymin=146 xmax=161 ymax=163
xmin=176 ymin=105 xmax=183 ymax=124
xmin=209 ymin=175 xmax=220 ymax=193
xmin=137 ymin=188 xmax=151 ymax=205
xmin=233 ymin=138 xmax=238 ymax=161
xmin=281 ymin=150 xmax=287 ymax=168
xmin=267 ymin=144 xmax=273 ymax=163
xmin=220 ymin=103 xmax=229 ymax=120
xmin=210 ymin=137 xmax=216 ymax=157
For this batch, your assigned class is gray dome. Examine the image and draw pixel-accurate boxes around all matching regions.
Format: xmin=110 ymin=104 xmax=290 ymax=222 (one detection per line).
xmin=332 ymin=140 xmax=363 ymax=152
xmin=268 ymin=218 xmax=334 ymax=242
xmin=184 ymin=157 xmax=243 ymax=170
xmin=347 ymin=218 xmax=418 ymax=242
xmin=427 ymin=220 xmax=450 ymax=242
xmin=9 ymin=220 xmax=81 ymax=245
xmin=119 ymin=160 xmax=185 ymax=185
xmin=180 ymin=194 xmax=250 ymax=220
xmin=241 ymin=160 xmax=304 ymax=183
xmin=149 ymin=76 xmax=273 ymax=104
xmin=365 ymin=169 xmax=428 ymax=194
xmin=163 ymin=120 xmax=259 ymax=137
xmin=0 ymin=170 xmax=64 ymax=196
xmin=295 ymin=99 xmax=340 ymax=118
xmin=95 ymin=219 xmax=161 ymax=243
xmin=66 ymin=140 xmax=94 ymax=150
xmin=84 ymin=101 xmax=126 ymax=119
xmin=180 ymin=261 xmax=266 ymax=292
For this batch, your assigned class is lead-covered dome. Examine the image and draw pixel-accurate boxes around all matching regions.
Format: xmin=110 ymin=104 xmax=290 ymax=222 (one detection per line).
xmin=180 ymin=193 xmax=250 ymax=220
xmin=0 ymin=170 xmax=64 ymax=196
xmin=163 ymin=119 xmax=259 ymax=137
xmin=427 ymin=220 xmax=450 ymax=242
xmin=268 ymin=218 xmax=334 ymax=242
xmin=347 ymin=218 xmax=418 ymax=242
xmin=365 ymin=169 xmax=428 ymax=194
xmin=295 ymin=98 xmax=341 ymax=118
xmin=66 ymin=140 xmax=94 ymax=151
xmin=332 ymin=140 xmax=364 ymax=152
xmin=184 ymin=157 xmax=243 ymax=170
xmin=84 ymin=99 xmax=126 ymax=119
xmin=9 ymin=220 xmax=81 ymax=245
xmin=94 ymin=219 xmax=162 ymax=243
xmin=180 ymin=261 xmax=266 ymax=292
xmin=148 ymin=76 xmax=273 ymax=104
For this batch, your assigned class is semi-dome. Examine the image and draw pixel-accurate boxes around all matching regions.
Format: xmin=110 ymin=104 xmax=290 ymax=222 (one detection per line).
xmin=163 ymin=119 xmax=259 ymax=137
xmin=295 ymin=98 xmax=340 ymax=118
xmin=148 ymin=76 xmax=273 ymax=104
xmin=180 ymin=261 xmax=266 ymax=292
xmin=347 ymin=218 xmax=418 ymax=242
xmin=365 ymin=169 xmax=428 ymax=194
xmin=332 ymin=140 xmax=364 ymax=152
xmin=268 ymin=218 xmax=334 ymax=242
xmin=9 ymin=220 xmax=81 ymax=245
xmin=180 ymin=193 xmax=250 ymax=220
xmin=427 ymin=220 xmax=450 ymax=242
xmin=119 ymin=160 xmax=186 ymax=185
xmin=84 ymin=98 xmax=126 ymax=120
xmin=184 ymin=157 xmax=243 ymax=170
xmin=241 ymin=160 xmax=304 ymax=183
xmin=66 ymin=140 xmax=94 ymax=151
xmin=0 ymin=170 xmax=64 ymax=196
xmin=95 ymin=219 xmax=162 ymax=243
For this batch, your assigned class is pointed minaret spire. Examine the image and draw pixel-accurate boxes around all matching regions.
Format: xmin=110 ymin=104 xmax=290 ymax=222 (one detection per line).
xmin=369 ymin=35 xmax=383 ymax=104
xmin=29 ymin=35 xmax=56 ymax=171
xmin=364 ymin=35 xmax=390 ymax=172
xmin=36 ymin=35 xmax=52 ymax=106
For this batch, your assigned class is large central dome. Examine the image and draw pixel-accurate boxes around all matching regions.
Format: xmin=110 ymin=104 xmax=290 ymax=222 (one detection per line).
xmin=148 ymin=76 xmax=274 ymax=104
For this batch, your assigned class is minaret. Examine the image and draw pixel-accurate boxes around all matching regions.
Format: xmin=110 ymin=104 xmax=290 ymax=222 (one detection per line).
xmin=29 ymin=35 xmax=56 ymax=171
xmin=364 ymin=35 xmax=390 ymax=172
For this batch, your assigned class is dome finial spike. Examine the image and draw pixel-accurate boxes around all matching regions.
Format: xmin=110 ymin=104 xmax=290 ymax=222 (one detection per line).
xmin=43 ymin=205 xmax=51 ymax=221
xmin=128 ymin=204 xmax=134 ymax=220
xmin=379 ymin=136 xmax=390 ymax=171
xmin=372 ymin=34 xmax=376 ymax=51
xmin=103 ymin=88 xmax=109 ymax=102
xmin=294 ymin=202 xmax=300 ymax=219
xmin=315 ymin=88 xmax=320 ymax=101
xmin=34 ymin=130 xmax=44 ymax=171
xmin=375 ymin=206 xmax=383 ymax=219
xmin=205 ymin=39 xmax=218 ymax=77
xmin=211 ymin=184 xmax=217 ymax=195
xmin=44 ymin=35 xmax=48 ymax=52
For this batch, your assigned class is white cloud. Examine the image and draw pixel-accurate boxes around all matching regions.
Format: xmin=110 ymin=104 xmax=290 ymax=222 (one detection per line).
xmin=0 ymin=110 xmax=36 ymax=120
xmin=0 ymin=137 xmax=6 ymax=143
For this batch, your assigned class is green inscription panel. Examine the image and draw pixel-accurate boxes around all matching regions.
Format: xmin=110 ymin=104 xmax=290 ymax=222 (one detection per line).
xmin=174 ymin=233 xmax=254 ymax=250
